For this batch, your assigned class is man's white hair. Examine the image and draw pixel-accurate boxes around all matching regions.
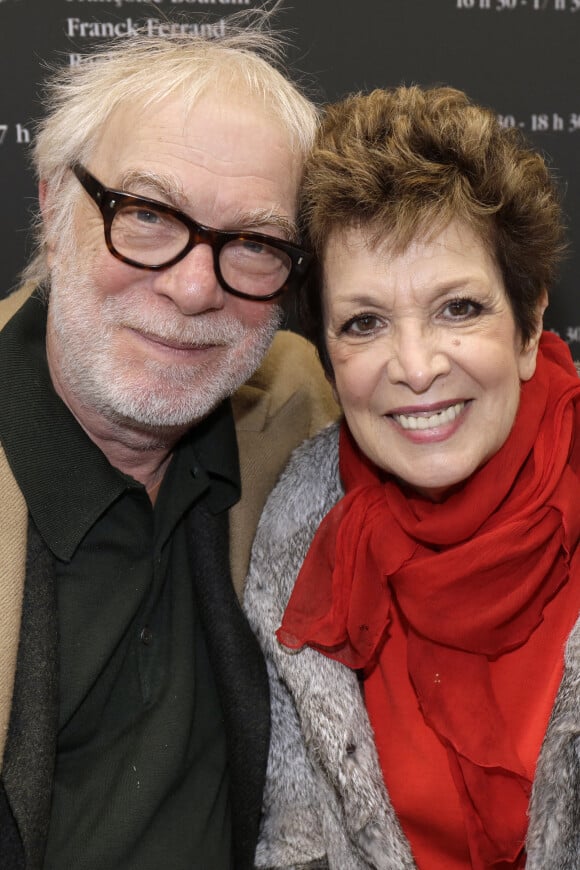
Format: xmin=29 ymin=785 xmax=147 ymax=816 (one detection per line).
xmin=25 ymin=11 xmax=318 ymax=286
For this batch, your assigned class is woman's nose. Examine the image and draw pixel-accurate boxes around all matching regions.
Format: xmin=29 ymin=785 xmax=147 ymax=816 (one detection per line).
xmin=385 ymin=322 xmax=451 ymax=392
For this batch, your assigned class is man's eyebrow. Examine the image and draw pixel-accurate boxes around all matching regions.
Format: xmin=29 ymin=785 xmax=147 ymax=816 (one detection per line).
xmin=230 ymin=208 xmax=299 ymax=243
xmin=116 ymin=170 xmax=299 ymax=241
xmin=117 ymin=169 xmax=188 ymax=210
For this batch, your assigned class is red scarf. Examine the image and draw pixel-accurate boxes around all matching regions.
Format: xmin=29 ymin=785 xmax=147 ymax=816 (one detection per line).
xmin=277 ymin=332 xmax=580 ymax=868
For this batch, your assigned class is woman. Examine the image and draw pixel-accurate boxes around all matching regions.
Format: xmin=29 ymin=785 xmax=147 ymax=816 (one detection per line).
xmin=243 ymin=85 xmax=580 ymax=869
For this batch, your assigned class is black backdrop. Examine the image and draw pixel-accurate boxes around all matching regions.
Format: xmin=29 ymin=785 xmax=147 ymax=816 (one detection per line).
xmin=1 ymin=0 xmax=578 ymax=352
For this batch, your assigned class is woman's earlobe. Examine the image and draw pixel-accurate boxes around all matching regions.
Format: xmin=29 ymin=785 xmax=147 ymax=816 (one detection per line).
xmin=537 ymin=288 xmax=549 ymax=323
xmin=519 ymin=290 xmax=548 ymax=382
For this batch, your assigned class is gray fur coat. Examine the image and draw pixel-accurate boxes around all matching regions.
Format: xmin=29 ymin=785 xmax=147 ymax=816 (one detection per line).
xmin=243 ymin=422 xmax=580 ymax=869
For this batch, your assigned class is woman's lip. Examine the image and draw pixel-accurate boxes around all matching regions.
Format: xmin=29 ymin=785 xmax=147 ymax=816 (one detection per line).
xmin=388 ymin=399 xmax=468 ymax=416
xmin=388 ymin=400 xmax=470 ymax=441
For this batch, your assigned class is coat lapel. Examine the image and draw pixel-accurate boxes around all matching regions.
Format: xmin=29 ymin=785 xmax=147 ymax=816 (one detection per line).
xmin=229 ymin=330 xmax=339 ymax=600
xmin=526 ymin=615 xmax=580 ymax=868
xmin=0 ymin=444 xmax=28 ymax=769
xmin=0 ymin=283 xmax=41 ymax=770
xmin=187 ymin=503 xmax=270 ymax=870
xmin=1 ymin=519 xmax=58 ymax=870
xmin=230 ymin=389 xmax=320 ymax=599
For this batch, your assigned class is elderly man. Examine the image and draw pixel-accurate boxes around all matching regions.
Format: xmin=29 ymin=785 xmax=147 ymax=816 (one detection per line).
xmin=0 ymin=30 xmax=336 ymax=870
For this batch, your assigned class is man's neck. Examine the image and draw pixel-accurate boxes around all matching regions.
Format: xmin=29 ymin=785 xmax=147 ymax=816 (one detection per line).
xmin=49 ymin=371 xmax=189 ymax=495
xmin=45 ymin=322 xmax=197 ymax=495
xmin=68 ymin=401 xmax=187 ymax=493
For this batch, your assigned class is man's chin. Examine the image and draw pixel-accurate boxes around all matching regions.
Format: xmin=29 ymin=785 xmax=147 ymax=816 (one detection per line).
xmin=104 ymin=393 xmax=225 ymax=433
xmin=54 ymin=312 xmax=279 ymax=440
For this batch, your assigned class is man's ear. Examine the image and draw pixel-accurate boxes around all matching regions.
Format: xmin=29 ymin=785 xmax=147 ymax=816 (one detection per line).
xmin=38 ymin=180 xmax=56 ymax=268
xmin=518 ymin=289 xmax=548 ymax=382
xmin=38 ymin=179 xmax=49 ymax=215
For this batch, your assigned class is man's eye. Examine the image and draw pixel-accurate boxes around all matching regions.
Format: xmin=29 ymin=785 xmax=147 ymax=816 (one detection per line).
xmin=241 ymin=240 xmax=266 ymax=254
xmin=443 ymin=298 xmax=483 ymax=319
xmin=342 ymin=314 xmax=382 ymax=335
xmin=134 ymin=209 xmax=161 ymax=225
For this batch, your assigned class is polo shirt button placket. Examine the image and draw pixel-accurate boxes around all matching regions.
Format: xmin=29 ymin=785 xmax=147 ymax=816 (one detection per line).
xmin=139 ymin=626 xmax=153 ymax=646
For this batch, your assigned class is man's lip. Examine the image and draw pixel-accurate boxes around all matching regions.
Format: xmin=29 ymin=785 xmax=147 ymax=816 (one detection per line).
xmin=128 ymin=328 xmax=220 ymax=352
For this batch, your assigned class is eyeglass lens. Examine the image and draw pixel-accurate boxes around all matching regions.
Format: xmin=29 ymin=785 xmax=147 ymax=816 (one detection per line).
xmin=111 ymin=204 xmax=293 ymax=297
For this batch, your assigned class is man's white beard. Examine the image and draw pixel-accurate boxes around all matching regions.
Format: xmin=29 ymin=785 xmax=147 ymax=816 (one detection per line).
xmin=47 ymin=260 xmax=281 ymax=434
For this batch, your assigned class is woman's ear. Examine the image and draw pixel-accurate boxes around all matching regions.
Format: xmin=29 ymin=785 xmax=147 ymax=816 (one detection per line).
xmin=518 ymin=289 xmax=548 ymax=382
xmin=323 ymin=363 xmax=340 ymax=406
xmin=329 ymin=378 xmax=340 ymax=407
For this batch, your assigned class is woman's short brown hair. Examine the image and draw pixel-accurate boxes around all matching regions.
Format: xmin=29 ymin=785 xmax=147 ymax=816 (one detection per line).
xmin=298 ymin=86 xmax=566 ymax=375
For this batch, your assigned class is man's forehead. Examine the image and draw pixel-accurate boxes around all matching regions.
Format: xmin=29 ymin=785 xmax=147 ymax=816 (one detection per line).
xmin=87 ymin=90 xmax=301 ymax=236
xmin=94 ymin=85 xmax=280 ymax=158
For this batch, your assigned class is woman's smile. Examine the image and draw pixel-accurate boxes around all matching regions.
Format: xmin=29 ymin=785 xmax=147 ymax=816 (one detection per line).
xmin=323 ymin=219 xmax=541 ymax=498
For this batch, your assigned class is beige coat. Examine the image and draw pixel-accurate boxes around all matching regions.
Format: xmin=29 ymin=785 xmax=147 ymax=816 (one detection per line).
xmin=0 ymin=284 xmax=338 ymax=771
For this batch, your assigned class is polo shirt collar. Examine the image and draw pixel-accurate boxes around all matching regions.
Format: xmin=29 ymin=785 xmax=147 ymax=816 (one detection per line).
xmin=0 ymin=291 xmax=240 ymax=561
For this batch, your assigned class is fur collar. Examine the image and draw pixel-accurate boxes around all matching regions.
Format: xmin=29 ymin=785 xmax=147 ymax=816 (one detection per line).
xmin=245 ymin=422 xmax=580 ymax=869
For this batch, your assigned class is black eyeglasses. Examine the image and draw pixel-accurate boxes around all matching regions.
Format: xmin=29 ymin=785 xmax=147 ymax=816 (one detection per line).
xmin=72 ymin=164 xmax=312 ymax=301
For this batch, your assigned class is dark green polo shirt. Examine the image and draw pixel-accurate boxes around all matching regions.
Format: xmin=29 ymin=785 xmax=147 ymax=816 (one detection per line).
xmin=0 ymin=292 xmax=241 ymax=870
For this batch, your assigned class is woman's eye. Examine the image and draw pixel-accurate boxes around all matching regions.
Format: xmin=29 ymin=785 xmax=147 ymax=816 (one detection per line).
xmin=442 ymin=298 xmax=483 ymax=319
xmin=342 ymin=314 xmax=382 ymax=335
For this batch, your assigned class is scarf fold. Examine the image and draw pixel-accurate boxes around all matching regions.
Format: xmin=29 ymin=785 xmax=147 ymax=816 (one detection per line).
xmin=277 ymin=332 xmax=580 ymax=868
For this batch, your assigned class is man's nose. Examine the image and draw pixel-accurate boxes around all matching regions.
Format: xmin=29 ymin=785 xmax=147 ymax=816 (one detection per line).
xmin=151 ymin=244 xmax=226 ymax=315
xmin=385 ymin=322 xmax=451 ymax=392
